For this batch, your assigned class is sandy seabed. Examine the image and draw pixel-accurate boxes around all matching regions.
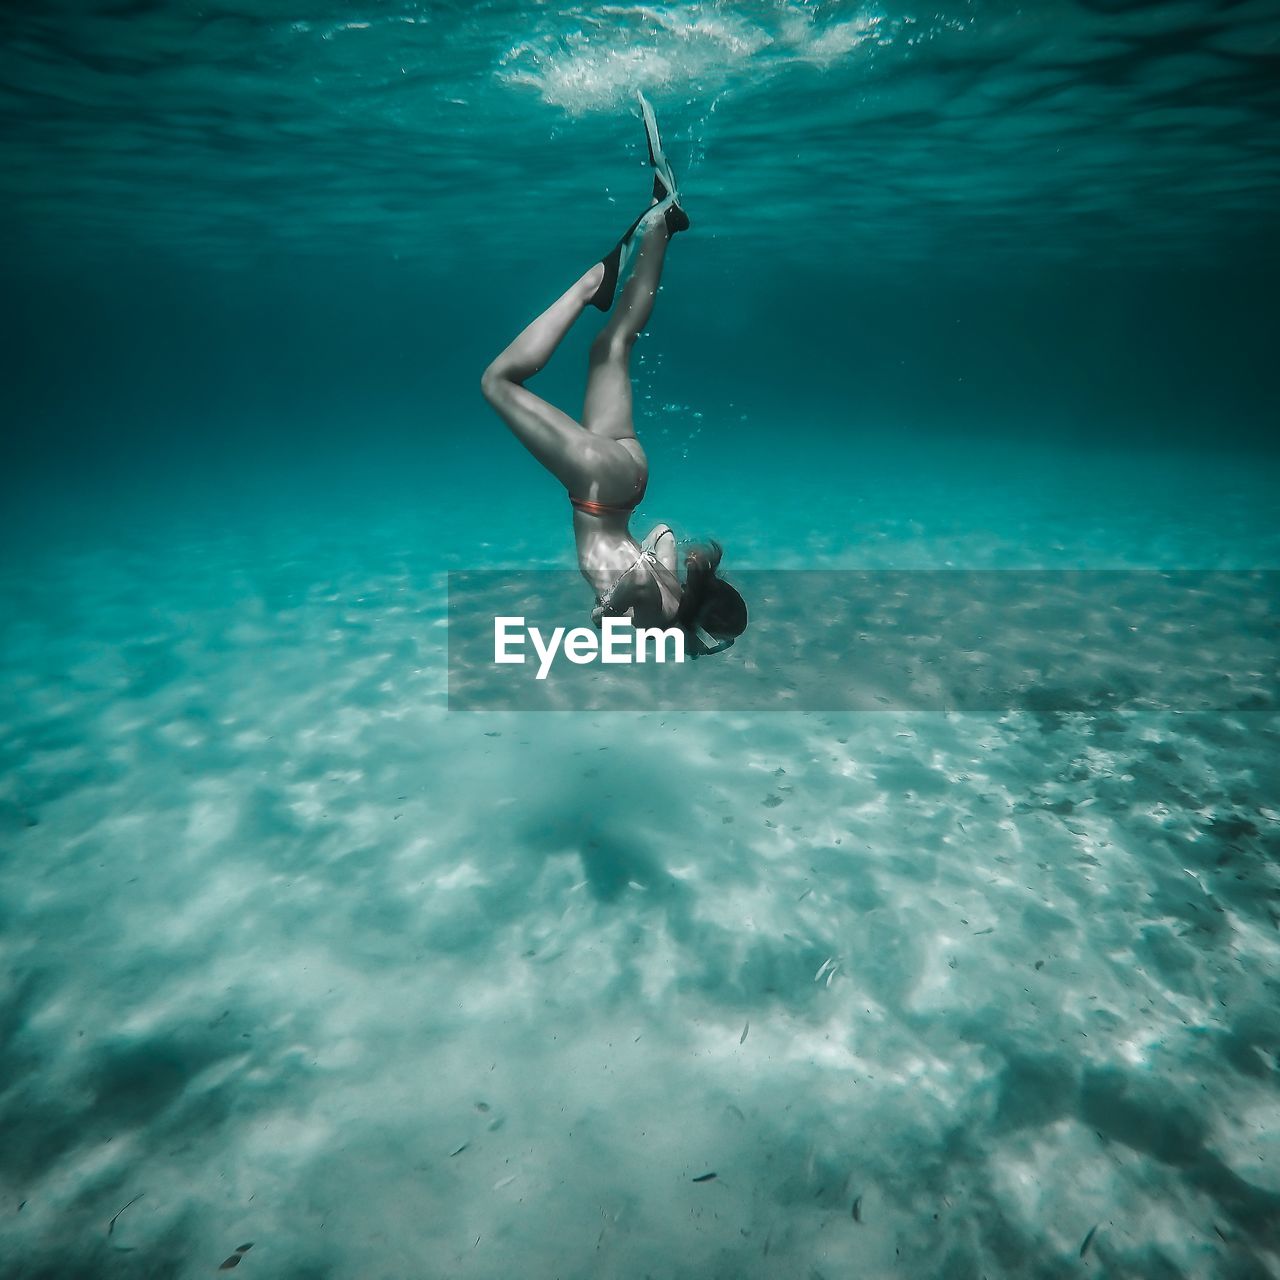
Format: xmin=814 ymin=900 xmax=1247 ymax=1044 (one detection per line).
xmin=1 ymin=443 xmax=1278 ymax=1279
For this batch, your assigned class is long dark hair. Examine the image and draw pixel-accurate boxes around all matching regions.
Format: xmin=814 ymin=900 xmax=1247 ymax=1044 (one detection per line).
xmin=677 ymin=540 xmax=748 ymax=656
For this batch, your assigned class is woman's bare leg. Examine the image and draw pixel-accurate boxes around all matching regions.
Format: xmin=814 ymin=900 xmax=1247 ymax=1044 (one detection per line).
xmin=481 ymin=264 xmax=608 ymax=490
xmin=581 ymin=208 xmax=671 ymax=440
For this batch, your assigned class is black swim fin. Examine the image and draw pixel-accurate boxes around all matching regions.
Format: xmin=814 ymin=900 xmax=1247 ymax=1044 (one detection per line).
xmin=589 ymin=205 xmax=650 ymax=311
xmin=638 ymin=91 xmax=690 ymax=234
xmin=590 ymin=96 xmax=689 ymax=311
xmin=590 ymin=240 xmax=626 ymax=312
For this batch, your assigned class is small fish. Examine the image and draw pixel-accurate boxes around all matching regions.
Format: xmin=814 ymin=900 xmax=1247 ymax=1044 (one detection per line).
xmin=1034 ymin=960 xmax=1045 ymax=970
xmin=108 ymin=1194 xmax=144 ymax=1236
xmin=236 ymin=1244 xmax=254 ymax=1254
xmin=815 ymin=958 xmax=834 ymax=982
xmin=218 ymin=1257 xmax=243 ymax=1271
xmin=973 ymin=927 xmax=994 ymax=936
xmin=1080 ymin=1224 xmax=1098 ymax=1258
xmin=692 ymin=1172 xmax=717 ymax=1183
xmin=449 ymin=1143 xmax=469 ymax=1157
xmin=493 ymin=1175 xmax=516 ymax=1190
xmin=797 ymin=888 xmax=812 ymax=902
xmin=740 ymin=1022 xmax=750 ymax=1044
xmin=852 ymin=1195 xmax=863 ymax=1222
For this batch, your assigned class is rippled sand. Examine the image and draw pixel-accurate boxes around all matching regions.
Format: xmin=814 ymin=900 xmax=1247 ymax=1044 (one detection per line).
xmin=1 ymin=445 xmax=1277 ymax=1279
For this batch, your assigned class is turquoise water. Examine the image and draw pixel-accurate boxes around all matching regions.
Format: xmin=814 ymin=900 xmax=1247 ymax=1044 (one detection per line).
xmin=2 ymin=2 xmax=1279 ymax=1277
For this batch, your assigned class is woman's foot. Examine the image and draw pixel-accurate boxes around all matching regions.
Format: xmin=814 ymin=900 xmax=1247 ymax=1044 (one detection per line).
xmin=583 ymin=261 xmax=607 ymax=305
xmin=634 ymin=191 xmax=685 ymax=238
xmin=650 ymin=190 xmax=689 ymax=235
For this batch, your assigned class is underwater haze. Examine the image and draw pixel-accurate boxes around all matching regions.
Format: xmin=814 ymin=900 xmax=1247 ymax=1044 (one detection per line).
xmin=2 ymin=1 xmax=1280 ymax=1278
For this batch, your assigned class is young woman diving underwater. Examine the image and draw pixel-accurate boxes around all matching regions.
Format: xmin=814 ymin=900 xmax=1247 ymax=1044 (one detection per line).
xmin=481 ymin=92 xmax=747 ymax=659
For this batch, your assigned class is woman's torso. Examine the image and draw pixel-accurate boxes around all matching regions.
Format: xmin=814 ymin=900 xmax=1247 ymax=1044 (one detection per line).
xmin=570 ymin=436 xmax=681 ymax=627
